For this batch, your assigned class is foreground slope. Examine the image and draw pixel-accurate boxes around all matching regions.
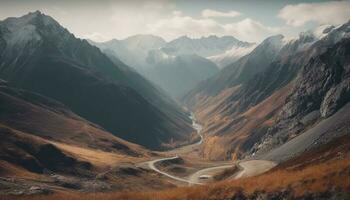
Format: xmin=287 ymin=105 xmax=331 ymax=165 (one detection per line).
xmin=0 ymin=82 xmax=143 ymax=155
xmin=0 ymin=83 xmax=178 ymax=193
xmin=0 ymin=11 xmax=193 ymax=150
xmin=6 ymin=133 xmax=349 ymax=199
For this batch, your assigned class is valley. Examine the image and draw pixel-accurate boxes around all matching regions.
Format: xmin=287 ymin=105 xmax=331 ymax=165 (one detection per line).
xmin=0 ymin=2 xmax=350 ymax=199
xmin=141 ymin=114 xmax=277 ymax=186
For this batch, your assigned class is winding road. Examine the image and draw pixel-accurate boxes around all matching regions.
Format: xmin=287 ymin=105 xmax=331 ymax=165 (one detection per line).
xmin=233 ymin=160 xmax=276 ymax=179
xmin=143 ymin=113 xmax=277 ymax=186
xmin=147 ymin=156 xmax=203 ymax=185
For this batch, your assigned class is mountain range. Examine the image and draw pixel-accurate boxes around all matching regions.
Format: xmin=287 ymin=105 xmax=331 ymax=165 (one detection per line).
xmin=90 ymin=35 xmax=254 ymax=98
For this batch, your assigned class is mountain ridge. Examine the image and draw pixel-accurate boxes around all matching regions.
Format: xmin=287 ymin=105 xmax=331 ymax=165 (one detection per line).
xmin=182 ymin=22 xmax=350 ymax=160
xmin=0 ymin=11 xmax=194 ymax=150
xmin=90 ymin=33 xmax=254 ymax=98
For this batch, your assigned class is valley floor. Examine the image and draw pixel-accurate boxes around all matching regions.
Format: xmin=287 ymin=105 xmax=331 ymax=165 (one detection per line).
xmin=3 ymin=134 xmax=350 ymax=200
xmin=1 ymin=113 xmax=349 ymax=200
xmin=0 ymin=114 xmax=279 ymax=198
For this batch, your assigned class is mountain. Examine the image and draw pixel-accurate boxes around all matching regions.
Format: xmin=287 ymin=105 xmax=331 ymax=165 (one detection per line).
xmin=162 ymin=35 xmax=254 ymax=58
xmin=182 ymin=22 xmax=350 ymax=160
xmin=90 ymin=34 xmax=166 ymax=72
xmin=183 ymin=34 xmax=286 ymax=105
xmin=91 ymin=35 xmax=226 ymax=98
xmin=0 ymin=82 xmax=145 ymax=157
xmin=91 ymin=35 xmax=255 ymax=98
xmin=161 ymin=35 xmax=256 ymax=69
xmin=207 ymin=44 xmax=257 ymax=68
xmin=0 ymin=82 xmax=178 ymax=193
xmin=0 ymin=11 xmax=194 ymax=150
xmin=253 ymin=24 xmax=350 ymax=158
xmin=145 ymin=53 xmax=219 ymax=98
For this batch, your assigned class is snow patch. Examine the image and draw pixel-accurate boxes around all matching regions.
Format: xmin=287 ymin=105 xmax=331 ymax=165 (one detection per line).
xmin=208 ymin=45 xmax=256 ymax=68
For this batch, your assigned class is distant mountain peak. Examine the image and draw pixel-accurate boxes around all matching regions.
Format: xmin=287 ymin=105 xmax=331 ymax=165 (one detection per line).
xmin=2 ymin=10 xmax=65 ymax=35
xmin=174 ymin=35 xmax=240 ymax=43
xmin=126 ymin=34 xmax=164 ymax=39
xmin=0 ymin=10 xmax=75 ymax=52
xmin=206 ymin=35 xmax=219 ymax=39
xmin=262 ymin=34 xmax=284 ymax=43
xmin=164 ymin=34 xmax=253 ymax=58
xmin=176 ymin=35 xmax=191 ymax=40
xmin=258 ymin=34 xmax=284 ymax=51
xmin=29 ymin=10 xmax=43 ymax=15
xmin=124 ymin=34 xmax=166 ymax=44
xmin=19 ymin=10 xmax=58 ymax=25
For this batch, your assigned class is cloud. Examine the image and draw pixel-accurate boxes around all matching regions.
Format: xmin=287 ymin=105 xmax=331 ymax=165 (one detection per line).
xmin=147 ymin=15 xmax=222 ymax=40
xmin=202 ymin=9 xmax=241 ymax=18
xmin=82 ymin=32 xmax=110 ymax=42
xmin=278 ymin=1 xmax=350 ymax=27
xmin=55 ymin=1 xmax=279 ymax=43
xmin=147 ymin=13 xmax=279 ymax=42
xmin=109 ymin=0 xmax=175 ymax=39
xmin=223 ymin=18 xmax=280 ymax=42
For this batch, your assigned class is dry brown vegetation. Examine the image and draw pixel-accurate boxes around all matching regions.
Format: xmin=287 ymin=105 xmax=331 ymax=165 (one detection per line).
xmin=52 ymin=142 xmax=144 ymax=167
xmin=0 ymin=87 xmax=148 ymax=157
xmin=2 ymin=157 xmax=348 ymax=200
xmin=213 ymin=165 xmax=239 ymax=181
xmin=3 ymin=134 xmax=349 ymax=200
xmin=0 ymin=124 xmax=172 ymax=193
xmin=198 ymin=83 xmax=293 ymax=160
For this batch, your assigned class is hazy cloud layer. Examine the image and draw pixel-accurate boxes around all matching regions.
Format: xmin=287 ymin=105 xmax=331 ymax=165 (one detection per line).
xmin=202 ymin=9 xmax=241 ymax=18
xmin=279 ymin=1 xmax=350 ymax=26
xmin=147 ymin=12 xmax=279 ymax=42
xmin=0 ymin=0 xmax=349 ymax=43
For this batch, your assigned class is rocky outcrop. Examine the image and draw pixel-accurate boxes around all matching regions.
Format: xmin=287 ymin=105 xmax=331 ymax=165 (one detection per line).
xmin=251 ymin=36 xmax=350 ymax=157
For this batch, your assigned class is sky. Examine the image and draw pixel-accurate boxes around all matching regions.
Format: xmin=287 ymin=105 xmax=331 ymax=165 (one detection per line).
xmin=0 ymin=0 xmax=349 ymax=43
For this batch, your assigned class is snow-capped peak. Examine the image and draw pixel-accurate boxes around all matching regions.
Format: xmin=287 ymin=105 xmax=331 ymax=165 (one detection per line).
xmin=313 ymin=24 xmax=335 ymax=39
xmin=1 ymin=11 xmax=43 ymax=47
xmin=163 ymin=35 xmax=253 ymax=57
xmin=261 ymin=34 xmax=284 ymax=49
xmin=321 ymin=20 xmax=350 ymax=44
xmin=208 ymin=45 xmax=257 ymax=68
xmin=0 ymin=10 xmax=78 ymax=60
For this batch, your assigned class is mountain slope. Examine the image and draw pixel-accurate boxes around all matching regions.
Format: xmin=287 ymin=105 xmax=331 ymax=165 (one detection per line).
xmin=252 ymin=30 xmax=350 ymax=157
xmin=145 ymin=53 xmax=219 ymax=98
xmin=0 ymin=11 xmax=193 ymax=150
xmin=182 ymin=23 xmax=350 ymax=160
xmin=0 ymin=82 xmax=144 ymax=155
xmin=90 ymin=34 xmax=166 ymax=72
xmin=0 ymin=82 xmax=179 ymax=193
xmin=183 ymin=35 xmax=285 ymax=102
xmin=208 ymin=44 xmax=257 ymax=68
xmin=0 ymin=80 xmax=144 ymax=172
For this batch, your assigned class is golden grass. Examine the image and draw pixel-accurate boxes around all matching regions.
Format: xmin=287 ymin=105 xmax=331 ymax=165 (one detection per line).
xmin=0 ymin=161 xmax=42 ymax=180
xmin=3 ymin=155 xmax=348 ymax=200
xmin=195 ymin=85 xmax=241 ymax=123
xmin=52 ymin=142 xmax=144 ymax=167
xmin=213 ymin=165 xmax=239 ymax=181
xmin=200 ymin=82 xmax=293 ymax=160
